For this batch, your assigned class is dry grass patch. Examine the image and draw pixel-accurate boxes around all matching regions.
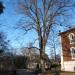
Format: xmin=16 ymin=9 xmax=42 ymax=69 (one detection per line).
xmin=60 ymin=72 xmax=75 ymax=75
xmin=45 ymin=71 xmax=75 ymax=75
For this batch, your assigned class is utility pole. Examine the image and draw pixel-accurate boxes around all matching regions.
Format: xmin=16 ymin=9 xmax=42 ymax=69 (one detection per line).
xmin=0 ymin=2 xmax=4 ymax=14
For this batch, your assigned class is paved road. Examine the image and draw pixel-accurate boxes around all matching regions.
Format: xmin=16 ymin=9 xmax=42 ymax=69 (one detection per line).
xmin=16 ymin=69 xmax=39 ymax=75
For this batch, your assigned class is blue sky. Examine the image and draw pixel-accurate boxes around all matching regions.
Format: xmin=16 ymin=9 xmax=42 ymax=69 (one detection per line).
xmin=0 ymin=0 xmax=75 ymax=57
xmin=0 ymin=0 xmax=38 ymax=54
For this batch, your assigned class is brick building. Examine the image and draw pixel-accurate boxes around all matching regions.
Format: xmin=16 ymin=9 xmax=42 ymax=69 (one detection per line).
xmin=59 ymin=28 xmax=75 ymax=72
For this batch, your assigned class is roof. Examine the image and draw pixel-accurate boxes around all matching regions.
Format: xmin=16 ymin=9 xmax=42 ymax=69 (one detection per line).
xmin=59 ymin=28 xmax=75 ymax=35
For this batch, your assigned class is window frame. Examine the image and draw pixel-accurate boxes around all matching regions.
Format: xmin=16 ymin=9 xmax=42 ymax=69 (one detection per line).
xmin=70 ymin=47 xmax=75 ymax=59
xmin=69 ymin=33 xmax=74 ymax=44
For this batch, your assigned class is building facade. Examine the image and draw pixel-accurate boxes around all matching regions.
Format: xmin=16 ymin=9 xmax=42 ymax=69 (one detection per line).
xmin=59 ymin=28 xmax=75 ymax=72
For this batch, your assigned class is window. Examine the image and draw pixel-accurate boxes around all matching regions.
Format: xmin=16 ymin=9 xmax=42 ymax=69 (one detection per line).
xmin=70 ymin=47 xmax=75 ymax=59
xmin=69 ymin=33 xmax=74 ymax=44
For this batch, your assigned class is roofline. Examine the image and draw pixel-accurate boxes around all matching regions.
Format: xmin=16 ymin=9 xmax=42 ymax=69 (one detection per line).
xmin=59 ymin=28 xmax=75 ymax=35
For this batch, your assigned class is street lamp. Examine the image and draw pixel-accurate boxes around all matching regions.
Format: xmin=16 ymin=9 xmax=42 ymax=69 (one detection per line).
xmin=0 ymin=2 xmax=4 ymax=14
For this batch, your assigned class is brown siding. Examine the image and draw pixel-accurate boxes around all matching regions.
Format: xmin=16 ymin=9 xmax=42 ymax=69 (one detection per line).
xmin=61 ymin=29 xmax=75 ymax=61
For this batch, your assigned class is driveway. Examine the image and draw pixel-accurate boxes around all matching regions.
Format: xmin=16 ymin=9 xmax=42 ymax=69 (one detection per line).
xmin=16 ymin=69 xmax=38 ymax=75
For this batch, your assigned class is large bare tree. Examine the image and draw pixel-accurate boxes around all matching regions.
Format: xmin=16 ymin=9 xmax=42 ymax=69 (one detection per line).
xmin=16 ymin=0 xmax=74 ymax=72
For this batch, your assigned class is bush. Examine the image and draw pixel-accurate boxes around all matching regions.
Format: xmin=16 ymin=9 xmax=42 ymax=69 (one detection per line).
xmin=14 ymin=56 xmax=27 ymax=69
xmin=51 ymin=63 xmax=59 ymax=68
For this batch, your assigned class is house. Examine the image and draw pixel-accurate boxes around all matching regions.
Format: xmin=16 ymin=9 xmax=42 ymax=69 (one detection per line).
xmin=21 ymin=47 xmax=50 ymax=69
xmin=26 ymin=53 xmax=50 ymax=69
xmin=59 ymin=28 xmax=75 ymax=72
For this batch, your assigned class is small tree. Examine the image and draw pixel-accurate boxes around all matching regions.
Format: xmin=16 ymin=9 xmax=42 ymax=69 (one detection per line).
xmin=0 ymin=32 xmax=9 ymax=53
xmin=0 ymin=2 xmax=4 ymax=14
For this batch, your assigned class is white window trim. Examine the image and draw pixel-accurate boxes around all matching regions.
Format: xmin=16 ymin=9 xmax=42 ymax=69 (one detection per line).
xmin=69 ymin=33 xmax=74 ymax=44
xmin=70 ymin=47 xmax=75 ymax=59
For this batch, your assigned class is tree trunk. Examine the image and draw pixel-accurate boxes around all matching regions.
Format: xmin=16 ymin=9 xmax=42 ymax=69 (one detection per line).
xmin=40 ymin=49 xmax=45 ymax=73
xmin=40 ymin=38 xmax=46 ymax=73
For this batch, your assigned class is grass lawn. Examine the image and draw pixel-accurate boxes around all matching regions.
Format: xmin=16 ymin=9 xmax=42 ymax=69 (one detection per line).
xmin=60 ymin=72 xmax=75 ymax=75
xmin=45 ymin=69 xmax=75 ymax=75
xmin=45 ymin=67 xmax=75 ymax=75
xmin=46 ymin=72 xmax=75 ymax=75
